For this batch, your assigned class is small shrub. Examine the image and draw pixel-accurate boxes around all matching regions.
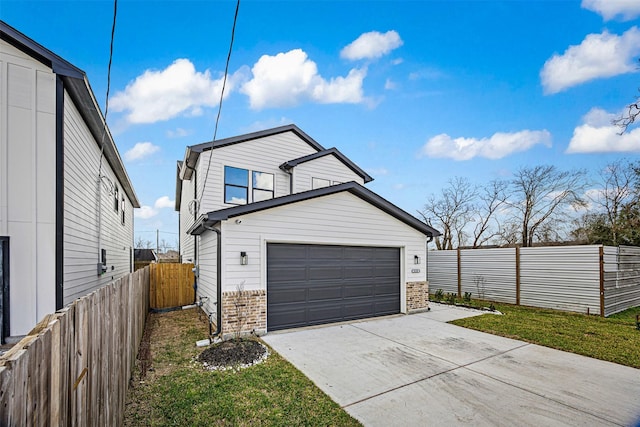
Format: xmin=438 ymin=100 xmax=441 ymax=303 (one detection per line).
xmin=446 ymin=292 xmax=457 ymax=305
xmin=434 ymin=289 xmax=444 ymax=302
xmin=463 ymin=292 xmax=472 ymax=303
xmin=489 ymin=303 xmax=496 ymax=312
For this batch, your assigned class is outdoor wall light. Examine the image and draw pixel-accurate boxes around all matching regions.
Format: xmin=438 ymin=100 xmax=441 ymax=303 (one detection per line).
xmin=240 ymin=251 xmax=248 ymax=265
xmin=414 ymin=255 xmax=421 ymax=265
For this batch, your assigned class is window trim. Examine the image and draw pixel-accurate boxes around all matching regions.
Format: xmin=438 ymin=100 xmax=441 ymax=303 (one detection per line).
xmin=121 ymin=196 xmax=126 ymax=225
xmin=224 ymin=166 xmax=249 ymax=205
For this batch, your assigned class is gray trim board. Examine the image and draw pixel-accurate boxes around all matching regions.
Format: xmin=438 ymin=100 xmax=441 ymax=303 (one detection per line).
xmin=280 ymin=148 xmax=373 ymax=183
xmin=188 ymin=181 xmax=440 ymax=237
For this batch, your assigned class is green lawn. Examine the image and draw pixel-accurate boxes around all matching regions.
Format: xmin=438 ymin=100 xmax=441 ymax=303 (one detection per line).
xmin=448 ymin=301 xmax=640 ymax=369
xmin=124 ymin=309 xmax=361 ymax=427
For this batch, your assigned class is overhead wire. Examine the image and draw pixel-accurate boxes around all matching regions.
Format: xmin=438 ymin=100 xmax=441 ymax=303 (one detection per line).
xmin=98 ymin=0 xmax=118 ymax=184
xmin=197 ymin=0 xmax=241 ymax=208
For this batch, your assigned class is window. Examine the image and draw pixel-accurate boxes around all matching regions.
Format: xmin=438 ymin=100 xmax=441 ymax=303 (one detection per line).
xmin=121 ymin=196 xmax=126 ymax=225
xmin=114 ymin=186 xmax=119 ymax=212
xmin=312 ymin=177 xmax=330 ymax=189
xmin=252 ymin=171 xmax=274 ymax=202
xmin=224 ymin=166 xmax=249 ymax=205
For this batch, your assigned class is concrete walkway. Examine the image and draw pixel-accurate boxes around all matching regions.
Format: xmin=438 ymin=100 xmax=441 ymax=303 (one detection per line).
xmin=263 ymin=304 xmax=640 ymax=426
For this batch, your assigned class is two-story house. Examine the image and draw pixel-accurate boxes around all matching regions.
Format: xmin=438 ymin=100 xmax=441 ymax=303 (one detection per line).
xmin=175 ymin=125 xmax=439 ymax=336
xmin=0 ymin=21 xmax=140 ymax=343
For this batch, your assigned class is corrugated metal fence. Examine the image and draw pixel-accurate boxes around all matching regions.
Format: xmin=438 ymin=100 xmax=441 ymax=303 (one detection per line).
xmin=427 ymin=245 xmax=640 ymax=316
xmin=0 ymin=267 xmax=150 ymax=425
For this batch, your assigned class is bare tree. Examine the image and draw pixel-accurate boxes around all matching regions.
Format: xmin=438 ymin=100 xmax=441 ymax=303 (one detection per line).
xmin=471 ymin=179 xmax=509 ymax=248
xmin=613 ymin=91 xmax=640 ymax=133
xmin=135 ymin=236 xmax=153 ymax=249
xmin=506 ymin=165 xmax=587 ymax=247
xmin=419 ymin=177 xmax=476 ymax=250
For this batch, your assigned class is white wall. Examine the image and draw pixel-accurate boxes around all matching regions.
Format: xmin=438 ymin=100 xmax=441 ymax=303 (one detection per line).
xmin=196 ymin=231 xmax=217 ymax=318
xmin=197 ymin=191 xmax=428 ymax=315
xmin=197 ymin=131 xmax=317 ymax=214
xmin=0 ymin=40 xmax=57 ymax=335
xmin=292 ymin=154 xmax=364 ymax=193
xmin=179 ymin=174 xmax=196 ymax=262
xmin=63 ymin=90 xmax=134 ymax=304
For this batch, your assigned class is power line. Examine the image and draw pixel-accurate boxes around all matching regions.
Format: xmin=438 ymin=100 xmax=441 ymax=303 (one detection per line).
xmin=198 ymin=0 xmax=241 ymax=207
xmin=98 ymin=0 xmax=118 ymax=178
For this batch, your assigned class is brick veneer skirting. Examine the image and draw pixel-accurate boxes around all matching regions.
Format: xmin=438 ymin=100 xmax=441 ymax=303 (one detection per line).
xmin=406 ymin=281 xmax=429 ymax=312
xmin=221 ymin=289 xmax=266 ymax=337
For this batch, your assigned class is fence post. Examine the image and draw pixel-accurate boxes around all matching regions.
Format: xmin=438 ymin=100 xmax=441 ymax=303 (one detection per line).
xmin=515 ymin=247 xmax=521 ymax=305
xmin=457 ymin=248 xmax=462 ymax=297
xmin=599 ymin=245 xmax=605 ymax=317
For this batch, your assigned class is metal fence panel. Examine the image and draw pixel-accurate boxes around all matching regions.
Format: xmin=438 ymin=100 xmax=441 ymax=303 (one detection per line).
xmin=604 ymin=246 xmax=640 ymax=316
xmin=426 ymin=250 xmax=458 ymax=295
xmin=459 ymin=248 xmax=517 ymax=303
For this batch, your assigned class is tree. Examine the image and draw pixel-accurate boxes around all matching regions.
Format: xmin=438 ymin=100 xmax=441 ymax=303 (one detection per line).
xmin=506 ymin=165 xmax=587 ymax=247
xmin=419 ymin=177 xmax=476 ymax=250
xmin=471 ymin=179 xmax=509 ymax=248
xmin=135 ymin=236 xmax=153 ymax=249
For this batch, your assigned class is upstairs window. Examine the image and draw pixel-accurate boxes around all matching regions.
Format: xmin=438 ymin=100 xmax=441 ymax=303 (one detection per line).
xmin=121 ymin=196 xmax=126 ymax=225
xmin=225 ymin=166 xmax=249 ymax=205
xmin=252 ymin=171 xmax=274 ymax=202
xmin=114 ymin=186 xmax=119 ymax=212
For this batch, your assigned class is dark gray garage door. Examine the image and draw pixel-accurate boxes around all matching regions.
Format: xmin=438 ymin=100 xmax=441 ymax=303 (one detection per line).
xmin=267 ymin=243 xmax=400 ymax=331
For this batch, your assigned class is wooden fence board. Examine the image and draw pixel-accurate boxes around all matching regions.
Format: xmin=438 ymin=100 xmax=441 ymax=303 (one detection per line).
xmin=149 ymin=263 xmax=195 ymax=309
xmin=0 ymin=267 xmax=150 ymax=425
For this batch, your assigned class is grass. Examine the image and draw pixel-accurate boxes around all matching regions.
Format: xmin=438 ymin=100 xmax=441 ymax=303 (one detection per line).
xmin=444 ymin=299 xmax=640 ymax=369
xmin=123 ymin=308 xmax=361 ymax=427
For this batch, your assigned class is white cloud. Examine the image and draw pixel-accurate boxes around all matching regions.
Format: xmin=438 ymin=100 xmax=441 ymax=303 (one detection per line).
xmin=111 ymin=59 xmax=243 ymax=123
xmin=154 ymin=196 xmax=175 ymax=209
xmin=384 ymin=78 xmax=397 ymax=90
xmin=166 ymin=127 xmax=192 ymax=138
xmin=393 ymin=183 xmax=406 ymax=191
xmin=134 ymin=205 xmax=158 ymax=219
xmin=125 ymin=142 xmax=160 ymax=161
xmin=567 ymin=107 xmax=640 ymax=153
xmin=540 ymin=27 xmax=640 ymax=94
xmin=420 ymin=130 xmax=552 ymax=161
xmin=240 ymin=49 xmax=366 ymax=109
xmin=391 ymin=58 xmax=404 ymax=65
xmin=582 ymin=0 xmax=640 ymax=21
xmin=367 ymin=167 xmax=389 ymax=176
xmin=340 ymin=30 xmax=403 ymax=61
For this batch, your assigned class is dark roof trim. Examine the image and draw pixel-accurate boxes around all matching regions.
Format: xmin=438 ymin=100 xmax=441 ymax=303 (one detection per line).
xmin=0 ymin=20 xmax=140 ymax=208
xmin=180 ymin=124 xmax=325 ymax=180
xmin=280 ymin=148 xmax=373 ymax=183
xmin=188 ymin=181 xmax=441 ymax=237
xmin=0 ymin=20 xmax=83 ymax=79
xmin=175 ymin=161 xmax=184 ymax=211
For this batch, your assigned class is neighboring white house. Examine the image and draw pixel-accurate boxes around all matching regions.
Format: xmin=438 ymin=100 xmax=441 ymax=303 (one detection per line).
xmin=0 ymin=21 xmax=140 ymax=343
xmin=175 ymin=125 xmax=439 ymax=336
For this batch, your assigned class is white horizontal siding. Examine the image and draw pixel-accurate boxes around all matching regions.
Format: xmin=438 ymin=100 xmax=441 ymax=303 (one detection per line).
xmin=603 ymin=246 xmax=640 ymax=316
xmin=293 ymin=155 xmax=365 ymax=193
xmin=179 ymin=176 xmax=196 ymax=262
xmin=63 ymin=90 xmax=134 ymax=304
xmin=197 ymin=132 xmax=316 ymax=213
xmin=197 ymin=231 xmax=218 ymax=318
xmin=0 ymin=41 xmax=57 ymax=336
xmin=211 ymin=191 xmax=428 ymax=315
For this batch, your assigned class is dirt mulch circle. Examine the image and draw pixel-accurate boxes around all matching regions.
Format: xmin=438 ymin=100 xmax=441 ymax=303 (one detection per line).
xmin=198 ymin=339 xmax=269 ymax=371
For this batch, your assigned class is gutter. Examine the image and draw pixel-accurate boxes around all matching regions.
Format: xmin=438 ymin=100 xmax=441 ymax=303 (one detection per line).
xmin=203 ymin=224 xmax=223 ymax=341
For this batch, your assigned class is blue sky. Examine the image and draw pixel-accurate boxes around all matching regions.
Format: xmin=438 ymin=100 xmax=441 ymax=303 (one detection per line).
xmin=3 ymin=0 xmax=640 ymax=249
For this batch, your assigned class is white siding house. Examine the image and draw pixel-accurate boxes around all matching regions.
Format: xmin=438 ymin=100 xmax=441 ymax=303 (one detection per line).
xmin=176 ymin=125 xmax=439 ymax=337
xmin=0 ymin=21 xmax=139 ymax=342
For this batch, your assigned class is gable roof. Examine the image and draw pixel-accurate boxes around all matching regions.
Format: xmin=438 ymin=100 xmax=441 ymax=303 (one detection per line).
xmin=188 ymin=181 xmax=441 ymax=237
xmin=0 ymin=20 xmax=139 ymax=207
xmin=180 ymin=124 xmax=324 ymax=180
xmin=280 ymin=148 xmax=373 ymax=183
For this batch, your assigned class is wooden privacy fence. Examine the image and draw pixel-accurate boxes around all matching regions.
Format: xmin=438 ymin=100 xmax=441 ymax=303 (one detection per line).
xmin=149 ymin=263 xmax=195 ymax=310
xmin=427 ymin=245 xmax=640 ymax=316
xmin=0 ymin=266 xmax=150 ymax=426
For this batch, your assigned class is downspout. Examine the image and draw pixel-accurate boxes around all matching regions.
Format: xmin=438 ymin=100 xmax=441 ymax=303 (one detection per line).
xmin=203 ymin=224 xmax=222 ymax=341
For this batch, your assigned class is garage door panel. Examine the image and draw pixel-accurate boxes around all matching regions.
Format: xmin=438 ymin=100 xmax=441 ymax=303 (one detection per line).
xmin=308 ymin=285 xmax=342 ymax=301
xmin=267 ymin=243 xmax=400 ymax=331
xmin=308 ymin=266 xmax=342 ymax=280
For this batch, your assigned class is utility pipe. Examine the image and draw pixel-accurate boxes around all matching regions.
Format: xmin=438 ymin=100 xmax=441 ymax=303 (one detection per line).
xmin=203 ymin=224 xmax=223 ymax=341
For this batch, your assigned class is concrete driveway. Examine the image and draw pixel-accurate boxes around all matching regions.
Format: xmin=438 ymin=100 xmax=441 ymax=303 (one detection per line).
xmin=262 ymin=304 xmax=640 ymax=426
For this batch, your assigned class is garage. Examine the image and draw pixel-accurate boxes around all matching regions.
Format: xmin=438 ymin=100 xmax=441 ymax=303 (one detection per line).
xmin=266 ymin=243 xmax=400 ymax=331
